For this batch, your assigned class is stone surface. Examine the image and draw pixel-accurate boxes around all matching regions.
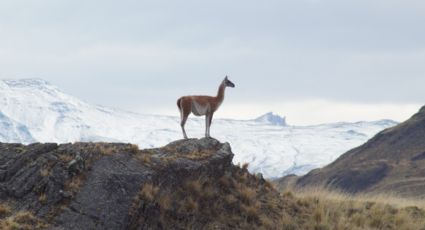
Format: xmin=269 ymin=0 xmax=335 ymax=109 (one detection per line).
xmin=0 ymin=138 xmax=237 ymax=229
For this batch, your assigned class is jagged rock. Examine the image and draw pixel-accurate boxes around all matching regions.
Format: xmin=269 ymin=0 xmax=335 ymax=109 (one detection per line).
xmin=0 ymin=138 xmax=281 ymax=229
xmin=66 ymin=152 xmax=85 ymax=176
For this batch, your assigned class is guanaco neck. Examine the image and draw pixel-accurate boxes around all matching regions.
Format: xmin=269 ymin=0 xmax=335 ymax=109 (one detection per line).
xmin=216 ymin=82 xmax=226 ymax=104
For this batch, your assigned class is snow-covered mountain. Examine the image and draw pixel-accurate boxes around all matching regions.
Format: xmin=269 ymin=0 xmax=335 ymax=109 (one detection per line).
xmin=0 ymin=111 xmax=34 ymax=143
xmin=254 ymin=112 xmax=286 ymax=126
xmin=0 ymin=79 xmax=398 ymax=178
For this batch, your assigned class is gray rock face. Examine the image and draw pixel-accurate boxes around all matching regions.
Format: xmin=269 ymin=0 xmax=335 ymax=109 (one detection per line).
xmin=54 ymin=153 xmax=154 ymax=230
xmin=0 ymin=138 xmax=234 ymax=229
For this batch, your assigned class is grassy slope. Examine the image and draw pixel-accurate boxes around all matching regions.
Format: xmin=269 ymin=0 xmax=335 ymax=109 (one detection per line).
xmin=128 ymin=163 xmax=284 ymax=229
xmin=280 ymin=187 xmax=425 ymax=230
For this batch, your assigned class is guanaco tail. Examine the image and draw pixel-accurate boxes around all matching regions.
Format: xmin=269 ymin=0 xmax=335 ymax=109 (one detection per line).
xmin=177 ymin=76 xmax=235 ymax=139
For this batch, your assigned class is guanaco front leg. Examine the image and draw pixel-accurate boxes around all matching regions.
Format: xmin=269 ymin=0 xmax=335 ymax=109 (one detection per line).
xmin=205 ymin=112 xmax=214 ymax=138
xmin=205 ymin=114 xmax=210 ymax=137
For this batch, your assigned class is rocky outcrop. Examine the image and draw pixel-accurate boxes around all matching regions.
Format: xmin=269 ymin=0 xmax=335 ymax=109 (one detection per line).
xmin=0 ymin=138 xmax=282 ymax=229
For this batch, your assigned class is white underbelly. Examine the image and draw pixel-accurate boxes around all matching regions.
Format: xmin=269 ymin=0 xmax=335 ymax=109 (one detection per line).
xmin=192 ymin=101 xmax=209 ymax=116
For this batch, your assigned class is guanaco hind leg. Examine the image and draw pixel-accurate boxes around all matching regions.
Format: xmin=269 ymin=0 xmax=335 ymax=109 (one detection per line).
xmin=178 ymin=97 xmax=191 ymax=139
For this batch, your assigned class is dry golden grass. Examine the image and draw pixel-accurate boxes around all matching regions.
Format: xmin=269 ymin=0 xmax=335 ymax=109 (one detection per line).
xmin=158 ymin=194 xmax=172 ymax=212
xmin=91 ymin=142 xmax=128 ymax=155
xmin=139 ymin=183 xmax=160 ymax=202
xmin=259 ymin=215 xmax=274 ymax=230
xmin=184 ymin=180 xmax=202 ymax=197
xmin=241 ymin=202 xmax=260 ymax=221
xmin=242 ymin=162 xmax=249 ymax=171
xmin=0 ymin=203 xmax=11 ymax=216
xmin=294 ymin=186 xmax=425 ymax=209
xmin=134 ymin=153 xmax=152 ymax=165
xmin=281 ymin=187 xmax=425 ymax=230
xmin=39 ymin=168 xmax=50 ymax=177
xmin=238 ymin=185 xmax=256 ymax=205
xmin=0 ymin=218 xmax=21 ymax=230
xmin=130 ymin=165 xmax=283 ymax=229
xmin=129 ymin=144 xmax=139 ymax=154
xmin=202 ymin=183 xmax=215 ymax=199
xmin=0 ymin=210 xmax=48 ymax=230
xmin=58 ymin=153 xmax=74 ymax=162
xmin=224 ymin=194 xmax=237 ymax=205
xmin=179 ymin=197 xmax=198 ymax=213
xmin=94 ymin=143 xmax=117 ymax=155
xmin=219 ymin=175 xmax=233 ymax=188
xmin=162 ymin=146 xmax=216 ymax=160
xmin=39 ymin=193 xmax=47 ymax=204
xmin=65 ymin=174 xmax=86 ymax=194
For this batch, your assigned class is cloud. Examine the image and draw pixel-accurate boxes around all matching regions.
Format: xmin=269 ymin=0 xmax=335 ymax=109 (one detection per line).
xmin=0 ymin=0 xmax=424 ymax=123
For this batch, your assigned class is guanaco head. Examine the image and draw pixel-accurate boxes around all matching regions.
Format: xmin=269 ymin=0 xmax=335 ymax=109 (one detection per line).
xmin=224 ymin=76 xmax=235 ymax=88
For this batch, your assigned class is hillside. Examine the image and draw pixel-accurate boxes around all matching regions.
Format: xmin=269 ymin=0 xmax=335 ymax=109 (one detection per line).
xmin=0 ymin=78 xmax=397 ymax=177
xmin=278 ymin=105 xmax=425 ymax=197
xmin=1 ymin=138 xmax=425 ymax=230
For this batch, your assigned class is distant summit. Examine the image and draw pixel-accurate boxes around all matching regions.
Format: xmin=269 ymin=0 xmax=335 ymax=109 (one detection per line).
xmin=254 ymin=112 xmax=287 ymax=126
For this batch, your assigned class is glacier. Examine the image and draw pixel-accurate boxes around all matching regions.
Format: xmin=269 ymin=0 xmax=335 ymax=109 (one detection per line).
xmin=0 ymin=79 xmax=397 ymax=178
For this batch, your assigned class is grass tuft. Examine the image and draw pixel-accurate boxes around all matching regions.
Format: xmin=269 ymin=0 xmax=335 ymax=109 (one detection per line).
xmin=40 ymin=168 xmax=50 ymax=177
xmin=39 ymin=193 xmax=47 ymax=204
xmin=129 ymin=144 xmax=139 ymax=154
xmin=139 ymin=183 xmax=159 ymax=202
xmin=0 ymin=203 xmax=11 ymax=217
xmin=58 ymin=153 xmax=74 ymax=162
xmin=0 ymin=210 xmax=48 ymax=230
xmin=65 ymin=174 xmax=86 ymax=195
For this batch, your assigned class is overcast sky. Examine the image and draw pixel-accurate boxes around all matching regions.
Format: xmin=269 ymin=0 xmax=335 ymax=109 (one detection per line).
xmin=0 ymin=0 xmax=424 ymax=125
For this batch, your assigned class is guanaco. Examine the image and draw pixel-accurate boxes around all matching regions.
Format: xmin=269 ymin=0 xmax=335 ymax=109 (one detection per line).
xmin=177 ymin=76 xmax=235 ymax=139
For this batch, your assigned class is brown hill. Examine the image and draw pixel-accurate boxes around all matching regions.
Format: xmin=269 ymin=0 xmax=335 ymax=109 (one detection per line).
xmin=279 ymin=105 xmax=425 ymax=198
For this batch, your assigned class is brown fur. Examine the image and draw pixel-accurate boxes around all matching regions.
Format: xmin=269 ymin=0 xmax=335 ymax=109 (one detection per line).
xmin=177 ymin=77 xmax=235 ymax=139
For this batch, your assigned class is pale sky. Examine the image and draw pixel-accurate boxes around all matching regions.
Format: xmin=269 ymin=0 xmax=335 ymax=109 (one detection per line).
xmin=0 ymin=0 xmax=424 ymax=125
